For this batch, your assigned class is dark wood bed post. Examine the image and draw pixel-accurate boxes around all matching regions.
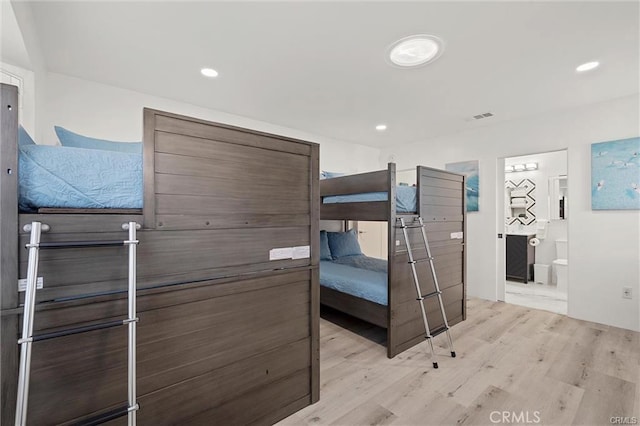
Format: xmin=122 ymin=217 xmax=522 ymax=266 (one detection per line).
xmin=386 ymin=162 xmax=397 ymax=358
xmin=142 ymin=108 xmax=156 ymax=229
xmin=0 ymin=83 xmax=19 ymax=425
xmin=310 ymin=144 xmax=320 ymax=403
xmin=462 ymin=174 xmax=467 ymax=320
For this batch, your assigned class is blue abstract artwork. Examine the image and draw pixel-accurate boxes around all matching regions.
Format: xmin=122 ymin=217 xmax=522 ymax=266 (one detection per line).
xmin=445 ymin=160 xmax=479 ymax=212
xmin=591 ymin=137 xmax=640 ymax=210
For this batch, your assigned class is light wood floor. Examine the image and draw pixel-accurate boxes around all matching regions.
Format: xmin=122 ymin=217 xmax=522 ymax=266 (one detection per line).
xmin=278 ymin=298 xmax=639 ymax=426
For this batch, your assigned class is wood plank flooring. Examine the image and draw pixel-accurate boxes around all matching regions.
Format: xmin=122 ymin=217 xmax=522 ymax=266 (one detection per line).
xmin=277 ymin=298 xmax=639 ymax=426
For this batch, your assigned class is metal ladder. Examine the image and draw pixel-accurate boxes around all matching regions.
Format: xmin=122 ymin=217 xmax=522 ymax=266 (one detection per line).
xmin=397 ymin=216 xmax=456 ymax=368
xmin=15 ymin=221 xmax=141 ymax=426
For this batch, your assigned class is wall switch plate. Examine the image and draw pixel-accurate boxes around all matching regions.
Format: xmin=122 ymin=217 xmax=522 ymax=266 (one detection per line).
xmin=395 ymin=240 xmax=400 ymax=246
xmin=623 ymin=287 xmax=632 ymax=299
xmin=18 ymin=277 xmax=43 ymax=292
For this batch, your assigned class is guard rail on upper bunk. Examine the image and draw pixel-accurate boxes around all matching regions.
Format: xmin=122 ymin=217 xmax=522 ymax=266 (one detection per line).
xmin=319 ymin=163 xmax=397 ymax=222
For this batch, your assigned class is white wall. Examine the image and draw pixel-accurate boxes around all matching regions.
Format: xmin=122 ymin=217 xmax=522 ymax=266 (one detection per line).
xmin=381 ymin=94 xmax=640 ymax=331
xmin=0 ymin=62 xmax=35 ymax=135
xmin=7 ymin=0 xmax=47 ymax=144
xmin=41 ymin=72 xmax=381 ymax=173
xmin=1 ymin=1 xmax=40 ymax=137
xmin=38 ymin=73 xmax=380 ymax=173
xmin=505 ymin=150 xmax=568 ymax=271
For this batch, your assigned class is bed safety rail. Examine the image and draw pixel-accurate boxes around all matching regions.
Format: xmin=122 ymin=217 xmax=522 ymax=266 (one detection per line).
xmin=320 ymin=168 xmax=390 ymax=197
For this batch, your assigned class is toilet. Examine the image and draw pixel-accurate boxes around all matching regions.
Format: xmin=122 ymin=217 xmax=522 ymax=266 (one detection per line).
xmin=552 ymin=239 xmax=568 ymax=293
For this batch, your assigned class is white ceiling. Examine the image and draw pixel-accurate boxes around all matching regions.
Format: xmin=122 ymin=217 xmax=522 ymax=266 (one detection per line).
xmin=21 ymin=1 xmax=640 ymax=148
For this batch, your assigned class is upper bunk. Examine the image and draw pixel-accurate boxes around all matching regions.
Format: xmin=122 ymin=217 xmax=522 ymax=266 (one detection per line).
xmin=320 ymin=162 xmax=466 ymax=223
xmin=1 ymin=85 xmax=321 ymax=305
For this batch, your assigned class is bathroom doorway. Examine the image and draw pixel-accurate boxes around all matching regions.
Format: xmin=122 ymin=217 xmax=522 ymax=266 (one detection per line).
xmin=498 ymin=150 xmax=568 ymax=315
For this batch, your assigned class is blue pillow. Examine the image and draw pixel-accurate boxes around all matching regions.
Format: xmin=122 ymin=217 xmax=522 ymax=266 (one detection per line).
xmin=320 ymin=231 xmax=332 ymax=261
xmin=18 ymin=126 xmax=36 ymax=145
xmin=327 ymin=229 xmax=362 ymax=258
xmin=55 ymin=126 xmax=142 ymax=154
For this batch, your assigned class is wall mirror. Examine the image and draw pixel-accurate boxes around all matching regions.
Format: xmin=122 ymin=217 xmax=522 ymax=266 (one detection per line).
xmin=548 ymin=175 xmax=567 ymax=220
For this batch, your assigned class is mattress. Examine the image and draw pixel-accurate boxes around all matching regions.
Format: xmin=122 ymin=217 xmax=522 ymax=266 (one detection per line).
xmin=322 ymin=185 xmax=417 ymax=213
xmin=320 ymin=259 xmax=388 ymax=305
xmin=18 ymin=144 xmax=143 ymax=211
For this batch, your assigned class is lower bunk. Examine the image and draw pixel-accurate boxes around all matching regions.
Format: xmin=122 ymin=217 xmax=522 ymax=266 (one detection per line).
xmin=320 ymin=257 xmax=387 ymax=328
xmin=3 ymin=267 xmax=314 ymax=425
xmin=319 ymin=227 xmax=465 ymax=358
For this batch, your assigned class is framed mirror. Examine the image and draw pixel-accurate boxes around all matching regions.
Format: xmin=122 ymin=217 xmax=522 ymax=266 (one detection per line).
xmin=549 ymin=175 xmax=567 ymax=220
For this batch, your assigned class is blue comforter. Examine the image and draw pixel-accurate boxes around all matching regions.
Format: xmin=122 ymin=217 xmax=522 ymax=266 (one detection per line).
xmin=322 ymin=185 xmax=416 ymax=213
xmin=332 ymin=254 xmax=388 ymax=273
xmin=320 ymin=257 xmax=388 ymax=305
xmin=19 ymin=144 xmax=143 ymax=211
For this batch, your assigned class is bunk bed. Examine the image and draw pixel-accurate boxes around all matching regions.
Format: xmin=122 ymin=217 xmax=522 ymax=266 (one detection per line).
xmin=320 ymin=163 xmax=467 ymax=358
xmin=0 ymin=84 xmax=319 ymax=425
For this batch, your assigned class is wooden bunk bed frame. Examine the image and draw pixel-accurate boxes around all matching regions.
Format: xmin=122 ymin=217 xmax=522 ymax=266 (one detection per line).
xmin=0 ymin=84 xmax=319 ymax=425
xmin=320 ymin=162 xmax=467 ymax=358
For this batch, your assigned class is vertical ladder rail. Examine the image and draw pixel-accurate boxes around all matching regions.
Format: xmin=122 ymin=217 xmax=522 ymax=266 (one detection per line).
xmin=124 ymin=222 xmax=140 ymax=426
xmin=417 ymin=217 xmax=456 ymax=358
xmin=15 ymin=222 xmax=42 ymax=426
xmin=398 ymin=218 xmax=438 ymax=368
xmin=15 ymin=221 xmax=141 ymax=426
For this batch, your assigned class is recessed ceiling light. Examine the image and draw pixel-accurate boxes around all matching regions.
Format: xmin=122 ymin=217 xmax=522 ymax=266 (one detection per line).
xmin=200 ymin=68 xmax=219 ymax=78
xmin=388 ymin=35 xmax=444 ymax=68
xmin=376 ymin=124 xmax=387 ymax=131
xmin=576 ymin=61 xmax=599 ymax=72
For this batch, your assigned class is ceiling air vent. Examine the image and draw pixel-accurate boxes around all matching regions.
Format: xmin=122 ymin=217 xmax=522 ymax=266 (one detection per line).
xmin=472 ymin=112 xmax=494 ymax=120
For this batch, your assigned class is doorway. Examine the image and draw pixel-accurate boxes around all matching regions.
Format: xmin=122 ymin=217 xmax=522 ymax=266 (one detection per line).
xmin=498 ymin=150 xmax=568 ymax=315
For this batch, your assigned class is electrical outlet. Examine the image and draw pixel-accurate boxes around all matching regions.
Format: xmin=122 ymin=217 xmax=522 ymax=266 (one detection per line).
xmin=622 ymin=287 xmax=632 ymax=299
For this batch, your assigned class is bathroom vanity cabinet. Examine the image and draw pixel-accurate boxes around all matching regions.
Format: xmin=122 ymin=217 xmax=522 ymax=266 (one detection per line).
xmin=506 ymin=234 xmax=535 ymax=283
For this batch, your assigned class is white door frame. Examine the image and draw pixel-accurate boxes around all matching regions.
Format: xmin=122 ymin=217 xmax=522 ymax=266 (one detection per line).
xmin=496 ymin=157 xmax=506 ymax=301
xmin=496 ymin=149 xmax=570 ymax=307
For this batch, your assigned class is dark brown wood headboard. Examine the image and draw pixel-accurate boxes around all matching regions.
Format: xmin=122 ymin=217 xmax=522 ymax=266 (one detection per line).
xmin=143 ymin=108 xmax=316 ymax=230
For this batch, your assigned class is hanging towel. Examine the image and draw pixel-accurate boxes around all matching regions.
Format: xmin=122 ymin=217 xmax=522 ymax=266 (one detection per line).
xmin=510 ymin=197 xmax=527 ymax=208
xmin=510 ymin=188 xmax=528 ymax=198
